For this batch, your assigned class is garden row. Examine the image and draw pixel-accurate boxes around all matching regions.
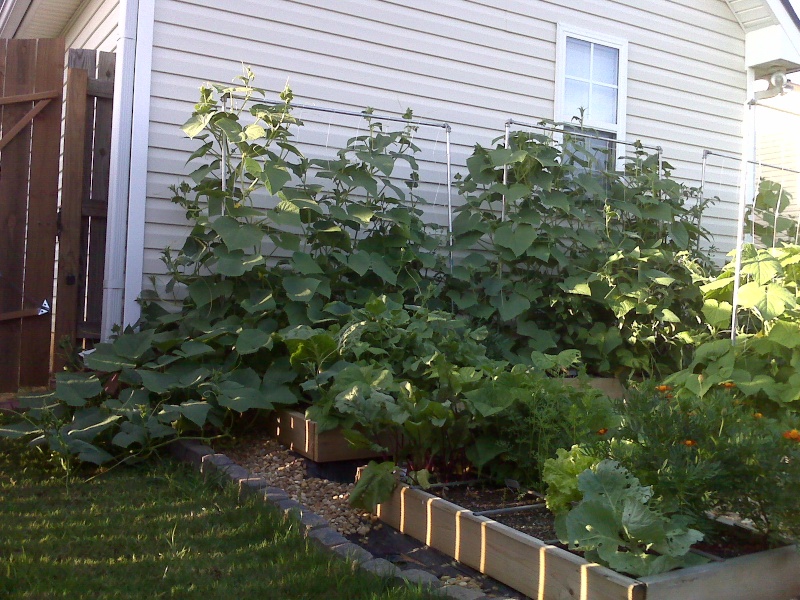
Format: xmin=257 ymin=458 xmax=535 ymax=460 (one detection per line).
xmin=2 ymin=71 xmax=800 ymax=595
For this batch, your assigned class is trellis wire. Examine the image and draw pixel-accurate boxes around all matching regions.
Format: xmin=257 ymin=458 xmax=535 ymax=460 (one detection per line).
xmin=700 ymin=150 xmax=800 ymax=343
xmin=227 ymin=96 xmax=455 ymax=268
xmin=500 ymin=119 xmax=663 ymax=221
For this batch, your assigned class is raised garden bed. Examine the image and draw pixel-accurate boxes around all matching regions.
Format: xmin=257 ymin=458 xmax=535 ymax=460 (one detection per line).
xmin=265 ymin=408 xmax=381 ymax=463
xmin=376 ymin=484 xmax=800 ymax=600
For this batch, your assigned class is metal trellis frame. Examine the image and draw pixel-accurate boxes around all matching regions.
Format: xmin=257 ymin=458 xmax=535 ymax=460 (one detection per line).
xmin=700 ymin=150 xmax=800 ymax=342
xmin=500 ymin=118 xmax=663 ymax=220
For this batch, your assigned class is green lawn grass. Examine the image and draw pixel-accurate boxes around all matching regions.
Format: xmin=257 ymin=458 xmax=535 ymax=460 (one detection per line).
xmin=0 ymin=431 xmax=438 ymax=600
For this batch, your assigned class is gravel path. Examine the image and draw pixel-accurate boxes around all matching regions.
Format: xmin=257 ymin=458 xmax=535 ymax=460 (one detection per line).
xmin=218 ymin=433 xmax=518 ymax=598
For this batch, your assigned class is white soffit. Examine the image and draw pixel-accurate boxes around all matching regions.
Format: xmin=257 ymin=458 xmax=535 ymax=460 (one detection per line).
xmin=728 ymin=0 xmax=800 ymax=76
xmin=0 ymin=0 xmax=84 ymax=39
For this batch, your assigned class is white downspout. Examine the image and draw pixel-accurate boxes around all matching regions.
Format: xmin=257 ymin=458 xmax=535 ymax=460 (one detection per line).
xmin=101 ymin=0 xmax=155 ymax=340
xmin=122 ymin=0 xmax=155 ymax=329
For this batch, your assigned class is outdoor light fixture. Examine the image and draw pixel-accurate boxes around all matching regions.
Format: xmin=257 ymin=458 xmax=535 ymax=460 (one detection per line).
xmin=750 ymin=70 xmax=799 ymax=103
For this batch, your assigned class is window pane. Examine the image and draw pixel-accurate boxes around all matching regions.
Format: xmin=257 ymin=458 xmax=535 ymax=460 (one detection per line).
xmin=566 ymin=37 xmax=591 ymax=78
xmin=591 ymin=84 xmax=618 ymax=124
xmin=564 ymin=79 xmax=590 ymax=120
xmin=593 ymin=44 xmax=619 ymax=85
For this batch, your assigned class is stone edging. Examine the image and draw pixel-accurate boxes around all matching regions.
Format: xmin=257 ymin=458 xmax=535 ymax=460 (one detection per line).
xmin=169 ymin=439 xmax=504 ymax=600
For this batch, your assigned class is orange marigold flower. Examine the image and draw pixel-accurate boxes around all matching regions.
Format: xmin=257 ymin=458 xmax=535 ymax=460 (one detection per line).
xmin=683 ymin=439 xmax=697 ymax=447
xmin=720 ymin=382 xmax=736 ymax=389
xmin=597 ymin=428 xmax=608 ymax=435
xmin=754 ymin=413 xmax=763 ymax=419
xmin=655 ymin=385 xmax=672 ymax=392
xmin=782 ymin=429 xmax=800 ymax=441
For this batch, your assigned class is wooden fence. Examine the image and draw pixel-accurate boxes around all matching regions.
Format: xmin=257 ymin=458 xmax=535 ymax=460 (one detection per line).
xmin=53 ymin=49 xmax=115 ymax=371
xmin=0 ymin=38 xmax=64 ymax=392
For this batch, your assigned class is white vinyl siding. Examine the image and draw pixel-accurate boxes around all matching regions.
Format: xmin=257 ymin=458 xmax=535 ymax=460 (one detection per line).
xmin=63 ymin=0 xmax=120 ymax=53
xmin=137 ymin=0 xmax=746 ymax=281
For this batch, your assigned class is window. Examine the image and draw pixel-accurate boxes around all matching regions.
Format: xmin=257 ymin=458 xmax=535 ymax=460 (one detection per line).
xmin=555 ymin=25 xmax=628 ymax=169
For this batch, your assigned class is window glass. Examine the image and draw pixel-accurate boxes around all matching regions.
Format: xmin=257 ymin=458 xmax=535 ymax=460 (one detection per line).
xmin=564 ymin=35 xmax=620 ymax=126
xmin=565 ymin=38 xmax=591 ymax=78
xmin=592 ymin=84 xmax=618 ymax=124
xmin=593 ymin=45 xmax=619 ymax=85
xmin=564 ymin=79 xmax=589 ymax=120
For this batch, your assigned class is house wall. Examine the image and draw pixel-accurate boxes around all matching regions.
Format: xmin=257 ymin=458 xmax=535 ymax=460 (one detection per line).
xmin=140 ymin=0 xmax=747 ymax=284
xmin=755 ymin=96 xmax=800 ymax=236
xmin=62 ymin=0 xmax=119 ymax=53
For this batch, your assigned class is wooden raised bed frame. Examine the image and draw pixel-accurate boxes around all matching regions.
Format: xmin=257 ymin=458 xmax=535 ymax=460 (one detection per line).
xmin=265 ymin=408 xmax=381 ymax=463
xmin=377 ymin=485 xmax=800 ymax=600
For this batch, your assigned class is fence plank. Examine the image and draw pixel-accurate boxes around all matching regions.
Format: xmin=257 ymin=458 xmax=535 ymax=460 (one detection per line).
xmin=53 ymin=67 xmax=88 ymax=370
xmin=64 ymin=50 xmax=96 ymax=364
xmin=0 ymin=39 xmax=36 ymax=392
xmin=19 ymin=38 xmax=64 ymax=386
xmin=83 ymin=51 xmax=115 ymax=341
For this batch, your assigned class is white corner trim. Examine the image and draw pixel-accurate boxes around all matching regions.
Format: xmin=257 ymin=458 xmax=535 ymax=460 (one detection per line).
xmin=121 ymin=0 xmax=155 ymax=329
xmin=101 ymin=0 xmax=155 ymax=340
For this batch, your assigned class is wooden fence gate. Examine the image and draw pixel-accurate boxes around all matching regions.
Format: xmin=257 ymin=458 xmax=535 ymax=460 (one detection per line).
xmin=53 ymin=49 xmax=115 ymax=372
xmin=0 ymin=39 xmax=64 ymax=393
xmin=0 ymin=43 xmax=114 ymax=392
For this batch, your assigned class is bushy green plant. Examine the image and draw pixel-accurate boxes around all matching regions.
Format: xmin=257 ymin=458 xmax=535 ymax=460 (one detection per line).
xmin=600 ymin=384 xmax=800 ymax=544
xmin=0 ymin=71 xmax=449 ymax=466
xmin=667 ymin=243 xmax=800 ymax=413
xmin=476 ymin=376 xmax=616 ymax=488
xmin=449 ymin=130 xmax=712 ymax=377
xmin=555 ymin=460 xmax=706 ymax=577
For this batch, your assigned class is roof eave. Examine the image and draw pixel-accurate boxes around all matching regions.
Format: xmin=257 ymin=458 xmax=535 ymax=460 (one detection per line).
xmin=0 ymin=0 xmax=33 ymax=39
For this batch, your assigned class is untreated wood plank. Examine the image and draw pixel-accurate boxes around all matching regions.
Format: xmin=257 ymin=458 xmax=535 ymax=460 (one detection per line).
xmin=84 ymin=51 xmax=115 ymax=341
xmin=0 ymin=39 xmax=36 ymax=392
xmin=642 ymin=544 xmax=800 ymax=600
xmin=0 ymin=97 xmax=52 ymax=152
xmin=378 ymin=485 xmax=645 ymax=600
xmin=0 ymin=89 xmax=59 ymax=105
xmin=71 ymin=51 xmax=96 ymax=352
xmin=20 ymin=38 xmax=63 ymax=385
xmin=53 ymin=67 xmax=89 ymax=368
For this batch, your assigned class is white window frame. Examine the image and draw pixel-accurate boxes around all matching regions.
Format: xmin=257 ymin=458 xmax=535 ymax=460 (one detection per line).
xmin=554 ymin=24 xmax=628 ymax=147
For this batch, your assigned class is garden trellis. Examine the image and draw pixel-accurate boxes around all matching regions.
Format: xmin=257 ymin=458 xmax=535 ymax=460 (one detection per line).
xmin=499 ymin=118 xmax=663 ymax=220
xmin=219 ymin=94 xmax=455 ymax=265
xmin=700 ymin=150 xmax=800 ymax=343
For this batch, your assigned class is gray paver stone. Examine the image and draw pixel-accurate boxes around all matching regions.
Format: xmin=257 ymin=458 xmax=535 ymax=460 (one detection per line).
xmin=298 ymin=509 xmax=328 ymax=531
xmin=398 ymin=568 xmax=441 ymax=588
xmin=437 ymin=585 xmax=487 ymax=600
xmin=168 ymin=440 xmax=214 ymax=465
xmin=331 ymin=542 xmax=373 ymax=565
xmin=220 ymin=464 xmax=251 ymax=484
xmin=274 ymin=497 xmax=304 ymax=517
xmin=238 ymin=477 xmax=269 ymax=499
xmin=262 ymin=487 xmax=289 ymax=503
xmin=308 ymin=526 xmax=349 ymax=549
xmin=360 ymin=558 xmax=399 ymax=578
xmin=200 ymin=453 xmax=233 ymax=477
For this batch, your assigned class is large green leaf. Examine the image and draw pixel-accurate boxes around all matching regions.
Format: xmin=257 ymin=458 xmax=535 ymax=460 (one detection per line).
xmin=112 ymin=329 xmax=155 ymax=360
xmin=235 ymin=328 xmax=272 ymax=355
xmin=737 ymin=281 xmax=795 ymax=321
xmin=496 ymin=292 xmax=531 ymax=322
xmin=494 ymin=223 xmax=537 ymax=258
xmin=283 ymin=276 xmax=321 ymax=302
xmin=54 ymin=373 xmax=102 ymax=407
xmin=83 ymin=343 xmax=136 ymax=372
xmin=211 ymin=216 xmax=264 ymax=251
xmin=291 ymin=251 xmax=324 ymax=275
